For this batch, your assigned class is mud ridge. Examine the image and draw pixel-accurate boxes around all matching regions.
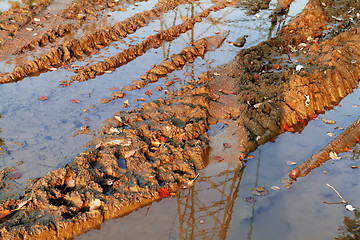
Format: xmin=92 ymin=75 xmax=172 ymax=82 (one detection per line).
xmin=205 ymin=0 xmax=360 ymax=159
xmin=100 ymin=32 xmax=228 ymax=102
xmin=72 ymin=0 xmax=233 ymax=82
xmin=0 ymin=0 xmax=191 ymax=84
xmin=15 ymin=0 xmax=151 ymax=54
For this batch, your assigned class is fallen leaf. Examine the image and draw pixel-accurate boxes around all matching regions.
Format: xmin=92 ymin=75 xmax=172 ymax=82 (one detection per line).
xmin=253 ymin=102 xmax=263 ymax=108
xmin=158 ymin=187 xmax=170 ymax=198
xmin=322 ymin=118 xmax=336 ymax=124
xmin=252 ymin=187 xmax=269 ymax=196
xmin=159 ymin=136 xmax=167 ymax=143
xmin=173 ymin=77 xmax=181 ymax=81
xmin=329 ymin=151 xmax=341 ymax=160
xmin=271 ymin=186 xmax=280 ymax=191
xmin=214 ymin=156 xmax=224 ymax=162
xmin=344 ymin=147 xmax=352 ymax=152
xmin=70 ymin=99 xmax=80 ymax=103
xmin=38 ymin=96 xmax=48 ymax=101
xmin=223 ymin=143 xmax=231 ymax=148
xmin=119 ymin=7 xmax=126 ymax=11
xmin=150 ymin=138 xmax=161 ymax=149
xmin=247 ymin=155 xmax=254 ymax=159
xmin=244 ymin=196 xmax=256 ymax=203
xmin=327 ymin=132 xmax=335 ymax=137
xmin=272 ymin=64 xmax=280 ymax=70
xmin=282 ymin=124 xmax=294 ymax=132
xmin=9 ymin=172 xmax=22 ymax=179
xmin=123 ymin=149 xmax=136 ymax=159
xmin=96 ymin=44 xmax=104 ymax=48
xmin=145 ymin=89 xmax=152 ymax=96
xmin=351 ymin=165 xmax=358 ymax=169
xmin=289 ymin=168 xmax=299 ymax=179
xmin=110 ymin=87 xmax=119 ymax=91
xmin=175 ymin=133 xmax=185 ymax=140
xmin=213 ymin=72 xmax=220 ymax=76
xmin=253 ymin=74 xmax=259 ymax=80
xmin=286 ymin=160 xmax=296 ymax=166
xmin=0 ymin=208 xmax=11 ymax=219
xmin=308 ymin=114 xmax=318 ymax=119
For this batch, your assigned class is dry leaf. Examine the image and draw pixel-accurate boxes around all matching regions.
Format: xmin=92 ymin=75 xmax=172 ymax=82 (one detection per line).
xmin=70 ymin=99 xmax=80 ymax=103
xmin=214 ymin=156 xmax=224 ymax=162
xmin=145 ymin=89 xmax=152 ymax=96
xmin=0 ymin=208 xmax=11 ymax=219
xmin=123 ymin=149 xmax=136 ymax=159
xmin=322 ymin=118 xmax=336 ymax=124
xmin=327 ymin=132 xmax=335 ymax=137
xmin=38 ymin=96 xmax=48 ymax=101
xmin=223 ymin=143 xmax=231 ymax=148
xmin=158 ymin=187 xmax=170 ymax=198
xmin=286 ymin=160 xmax=296 ymax=166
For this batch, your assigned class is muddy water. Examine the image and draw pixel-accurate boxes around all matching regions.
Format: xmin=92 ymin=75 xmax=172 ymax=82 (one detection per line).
xmin=76 ymin=84 xmax=360 ymax=240
xmin=4 ymin=0 xmax=360 ymax=239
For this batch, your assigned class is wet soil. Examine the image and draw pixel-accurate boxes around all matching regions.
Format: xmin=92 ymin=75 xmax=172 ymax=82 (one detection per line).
xmin=0 ymin=0 xmax=360 ymax=239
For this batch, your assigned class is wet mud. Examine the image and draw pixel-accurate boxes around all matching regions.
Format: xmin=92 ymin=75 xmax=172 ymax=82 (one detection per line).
xmin=0 ymin=0 xmax=360 ymax=239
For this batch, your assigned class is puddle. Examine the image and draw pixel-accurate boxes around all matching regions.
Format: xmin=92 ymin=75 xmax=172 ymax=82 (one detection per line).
xmin=4 ymin=0 xmax=359 ymax=238
xmin=76 ymin=79 xmax=360 ymax=240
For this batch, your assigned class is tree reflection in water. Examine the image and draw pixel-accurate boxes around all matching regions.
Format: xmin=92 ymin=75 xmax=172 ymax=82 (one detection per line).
xmin=174 ymin=163 xmax=245 ymax=239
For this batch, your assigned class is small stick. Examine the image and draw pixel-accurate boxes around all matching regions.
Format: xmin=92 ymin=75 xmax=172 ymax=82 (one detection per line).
xmin=327 ymin=183 xmax=348 ymax=204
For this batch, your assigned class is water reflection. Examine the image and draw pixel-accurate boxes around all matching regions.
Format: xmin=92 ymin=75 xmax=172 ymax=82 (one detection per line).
xmin=4 ymin=0 xmax=45 ymax=9
xmin=176 ymin=164 xmax=245 ymax=239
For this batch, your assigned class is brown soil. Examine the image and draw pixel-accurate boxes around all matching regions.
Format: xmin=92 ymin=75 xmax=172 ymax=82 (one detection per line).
xmin=0 ymin=0 xmax=360 ymax=239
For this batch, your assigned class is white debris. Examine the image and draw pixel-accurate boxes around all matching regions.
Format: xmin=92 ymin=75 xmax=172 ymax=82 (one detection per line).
xmin=346 ymin=204 xmax=356 ymax=212
xmin=296 ymin=65 xmax=304 ymax=71
xmin=329 ymin=151 xmax=341 ymax=160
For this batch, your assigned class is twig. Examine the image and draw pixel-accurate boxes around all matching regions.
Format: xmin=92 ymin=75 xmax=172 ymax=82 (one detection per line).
xmin=327 ymin=183 xmax=348 ymax=204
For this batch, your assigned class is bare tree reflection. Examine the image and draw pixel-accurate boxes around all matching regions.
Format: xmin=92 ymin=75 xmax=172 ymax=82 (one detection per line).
xmin=174 ymin=163 xmax=245 ymax=239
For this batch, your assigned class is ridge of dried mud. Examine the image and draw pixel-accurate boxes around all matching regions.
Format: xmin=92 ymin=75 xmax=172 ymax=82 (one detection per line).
xmin=0 ymin=0 xmax=360 ymax=239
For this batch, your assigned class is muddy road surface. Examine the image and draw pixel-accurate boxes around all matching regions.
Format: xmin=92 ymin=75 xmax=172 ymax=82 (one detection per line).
xmin=1 ymin=0 xmax=360 ymax=239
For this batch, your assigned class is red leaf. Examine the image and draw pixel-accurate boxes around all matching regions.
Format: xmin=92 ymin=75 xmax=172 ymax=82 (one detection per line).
xmin=37 ymin=96 xmax=48 ymax=101
xmin=0 ymin=209 xmax=11 ymax=219
xmin=159 ymin=136 xmax=167 ymax=143
xmin=173 ymin=77 xmax=181 ymax=81
xmin=9 ymin=172 xmax=22 ymax=179
xmin=344 ymin=147 xmax=352 ymax=152
xmin=253 ymin=74 xmax=259 ymax=80
xmin=110 ymin=87 xmax=119 ymax=91
xmin=223 ymin=143 xmax=231 ymax=148
xmin=70 ymin=99 xmax=80 ymax=103
xmin=214 ymin=156 xmax=224 ymax=162
xmin=145 ymin=89 xmax=152 ymax=96
xmin=282 ymin=124 xmax=294 ymax=132
xmin=158 ymin=187 xmax=170 ymax=198
xmin=357 ymin=137 xmax=360 ymax=143
xmin=289 ymin=168 xmax=299 ymax=179
xmin=272 ymin=64 xmax=280 ymax=70
xmin=308 ymin=114 xmax=318 ymax=119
